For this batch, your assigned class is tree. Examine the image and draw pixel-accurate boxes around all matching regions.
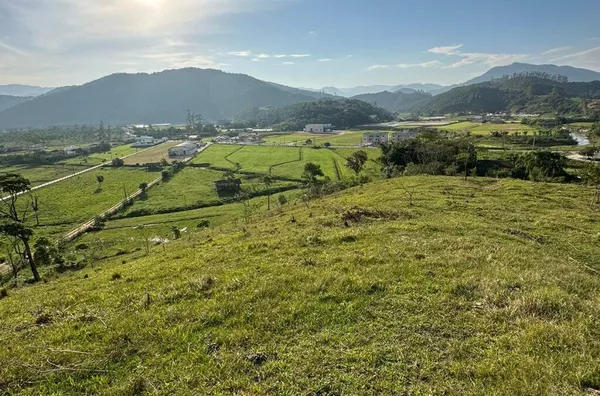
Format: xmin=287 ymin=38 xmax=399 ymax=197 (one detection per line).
xmin=582 ymin=163 xmax=600 ymax=206
xmin=33 ymin=237 xmax=59 ymax=267
xmin=302 ymin=162 xmax=324 ymax=184
xmin=96 ymin=175 xmax=105 ymax=190
xmin=262 ymin=175 xmax=273 ymax=210
xmin=0 ymin=174 xmax=40 ymax=281
xmin=31 ymin=195 xmax=40 ymax=226
xmin=171 ymin=226 xmax=181 ymax=240
xmin=186 ymin=110 xmax=203 ymax=134
xmin=112 ymin=157 xmax=124 ymax=167
xmin=139 ymin=183 xmax=149 ymax=195
xmin=346 ymin=150 xmax=369 ymax=176
xmin=278 ymin=194 xmax=288 ymax=206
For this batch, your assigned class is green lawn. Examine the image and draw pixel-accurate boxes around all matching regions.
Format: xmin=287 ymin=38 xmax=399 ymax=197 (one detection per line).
xmin=227 ymin=146 xmax=302 ymax=174
xmin=2 ymin=176 xmax=600 ymax=393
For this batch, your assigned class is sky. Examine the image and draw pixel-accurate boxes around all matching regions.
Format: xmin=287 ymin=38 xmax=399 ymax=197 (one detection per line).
xmin=0 ymin=0 xmax=599 ymax=88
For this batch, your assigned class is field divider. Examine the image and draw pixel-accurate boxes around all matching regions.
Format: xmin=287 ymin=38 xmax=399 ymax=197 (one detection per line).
xmin=332 ymin=158 xmax=342 ymax=181
xmin=269 ymin=147 xmax=304 ymax=176
xmin=223 ymin=145 xmax=245 ymax=168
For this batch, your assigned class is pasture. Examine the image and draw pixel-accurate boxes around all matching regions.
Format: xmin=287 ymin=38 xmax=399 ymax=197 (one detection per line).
xmin=438 ymin=122 xmax=534 ymax=135
xmin=193 ymin=144 xmax=381 ymax=180
xmin=2 ymin=176 xmax=600 ymax=394
xmin=18 ymin=168 xmax=159 ymax=235
xmin=58 ymin=144 xmax=140 ymax=166
xmin=0 ymin=164 xmax=88 ymax=186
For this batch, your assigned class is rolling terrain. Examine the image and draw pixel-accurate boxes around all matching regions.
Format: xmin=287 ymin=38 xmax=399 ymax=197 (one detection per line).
xmin=1 ymin=176 xmax=599 ymax=394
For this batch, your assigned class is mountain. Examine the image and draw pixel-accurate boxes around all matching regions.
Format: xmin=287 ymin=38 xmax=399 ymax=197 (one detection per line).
xmin=416 ymin=75 xmax=600 ymax=115
xmin=0 ymin=68 xmax=333 ymax=129
xmin=0 ymin=95 xmax=31 ymax=112
xmin=234 ymin=99 xmax=393 ymax=130
xmin=0 ymin=84 xmax=54 ymax=97
xmin=351 ymin=91 xmax=432 ymax=113
xmin=315 ymin=84 xmax=446 ymax=97
xmin=464 ymin=63 xmax=600 ymax=86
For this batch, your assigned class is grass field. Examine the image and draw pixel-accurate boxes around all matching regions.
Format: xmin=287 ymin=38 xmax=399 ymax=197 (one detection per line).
xmin=18 ymin=168 xmax=159 ymax=235
xmin=439 ymin=122 xmax=535 ymax=135
xmin=123 ymin=142 xmax=180 ymax=165
xmin=2 ymin=176 xmax=600 ymax=394
xmin=58 ymin=144 xmax=140 ymax=166
xmin=0 ymin=164 xmax=88 ymax=186
xmin=263 ymin=131 xmax=391 ymax=147
xmin=193 ymin=144 xmax=380 ymax=180
xmin=121 ymin=167 xmax=297 ymax=215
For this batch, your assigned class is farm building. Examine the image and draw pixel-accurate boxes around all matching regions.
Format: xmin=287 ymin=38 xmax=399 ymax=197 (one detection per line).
xmin=63 ymin=145 xmax=80 ymax=156
xmin=133 ymin=136 xmax=169 ymax=148
xmin=305 ymin=124 xmax=333 ymax=133
xmin=168 ymin=142 xmax=198 ymax=158
xmin=363 ymin=131 xmax=389 ymax=146
xmin=390 ymin=130 xmax=420 ymax=143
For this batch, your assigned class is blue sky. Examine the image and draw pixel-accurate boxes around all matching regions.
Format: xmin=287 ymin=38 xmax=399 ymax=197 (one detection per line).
xmin=0 ymin=0 xmax=598 ymax=88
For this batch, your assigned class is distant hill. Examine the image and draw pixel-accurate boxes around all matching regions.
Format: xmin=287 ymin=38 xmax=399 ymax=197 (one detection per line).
xmin=0 ymin=68 xmax=332 ymax=129
xmin=416 ymin=75 xmax=600 ymax=115
xmin=234 ymin=99 xmax=393 ymax=130
xmin=464 ymin=63 xmax=600 ymax=85
xmin=351 ymin=91 xmax=432 ymax=112
xmin=315 ymin=84 xmax=446 ymax=97
xmin=0 ymin=95 xmax=30 ymax=112
xmin=0 ymin=84 xmax=54 ymax=97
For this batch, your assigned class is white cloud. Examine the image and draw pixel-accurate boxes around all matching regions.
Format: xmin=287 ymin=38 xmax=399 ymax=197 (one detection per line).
xmin=257 ymin=54 xmax=270 ymax=58
xmin=218 ymin=63 xmax=232 ymax=67
xmin=397 ymin=60 xmax=441 ymax=68
xmin=251 ymin=58 xmax=261 ymax=62
xmin=0 ymin=0 xmax=294 ymax=84
xmin=367 ymin=64 xmax=390 ymax=70
xmin=274 ymin=55 xmax=287 ymax=58
xmin=428 ymin=44 xmax=463 ymax=55
xmin=428 ymin=44 xmax=529 ymax=68
xmin=308 ymin=31 xmax=316 ymax=35
xmin=540 ymin=46 xmax=572 ymax=56
xmin=282 ymin=61 xmax=295 ymax=65
xmin=317 ymin=58 xmax=331 ymax=62
xmin=549 ymin=47 xmax=600 ymax=71
xmin=289 ymin=54 xmax=310 ymax=58
xmin=228 ymin=51 xmax=251 ymax=57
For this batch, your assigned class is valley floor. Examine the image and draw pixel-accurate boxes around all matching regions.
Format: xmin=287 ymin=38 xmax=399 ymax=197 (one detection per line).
xmin=1 ymin=176 xmax=600 ymax=394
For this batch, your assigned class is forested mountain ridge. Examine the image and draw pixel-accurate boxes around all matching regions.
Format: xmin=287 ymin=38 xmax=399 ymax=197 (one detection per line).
xmin=351 ymin=91 xmax=433 ymax=112
xmin=234 ymin=99 xmax=394 ymax=130
xmin=0 ymin=95 xmax=30 ymax=112
xmin=415 ymin=75 xmax=600 ymax=115
xmin=0 ymin=68 xmax=333 ymax=128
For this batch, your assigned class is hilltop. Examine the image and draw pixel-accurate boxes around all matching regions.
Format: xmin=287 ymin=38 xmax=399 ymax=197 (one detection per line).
xmin=464 ymin=62 xmax=600 ymax=85
xmin=416 ymin=75 xmax=600 ymax=115
xmin=1 ymin=176 xmax=599 ymax=394
xmin=0 ymin=69 xmax=332 ymax=128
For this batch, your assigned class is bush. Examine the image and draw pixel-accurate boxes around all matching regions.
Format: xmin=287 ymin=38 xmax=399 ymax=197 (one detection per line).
xmin=197 ymin=220 xmax=211 ymax=229
xmin=112 ymin=157 xmax=125 ymax=167
xmin=0 ymin=288 xmax=8 ymax=299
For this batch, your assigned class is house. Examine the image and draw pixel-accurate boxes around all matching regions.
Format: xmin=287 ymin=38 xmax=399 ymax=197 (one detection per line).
xmin=120 ymin=131 xmax=137 ymax=142
xmin=362 ymin=131 xmax=389 ymax=146
xmin=168 ymin=142 xmax=198 ymax=158
xmin=390 ymin=130 xmax=420 ymax=143
xmin=63 ymin=145 xmax=80 ymax=156
xmin=30 ymin=144 xmax=47 ymax=152
xmin=305 ymin=124 xmax=333 ymax=133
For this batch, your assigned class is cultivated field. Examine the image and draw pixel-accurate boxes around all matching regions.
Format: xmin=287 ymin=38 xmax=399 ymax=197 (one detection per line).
xmin=2 ymin=176 xmax=600 ymax=394
xmin=439 ymin=122 xmax=535 ymax=135
xmin=123 ymin=142 xmax=180 ymax=165
xmin=0 ymin=164 xmax=88 ymax=186
xmin=58 ymin=144 xmax=140 ymax=166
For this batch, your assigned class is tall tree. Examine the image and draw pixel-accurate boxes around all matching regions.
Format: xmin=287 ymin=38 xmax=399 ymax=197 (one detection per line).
xmin=346 ymin=150 xmax=369 ymax=176
xmin=0 ymin=174 xmax=40 ymax=281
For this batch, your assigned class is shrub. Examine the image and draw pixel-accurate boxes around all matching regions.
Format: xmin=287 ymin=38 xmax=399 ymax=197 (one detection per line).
xmin=0 ymin=288 xmax=8 ymax=299
xmin=197 ymin=220 xmax=210 ymax=228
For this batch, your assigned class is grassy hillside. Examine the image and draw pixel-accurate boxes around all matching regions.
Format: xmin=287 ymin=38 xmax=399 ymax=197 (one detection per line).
xmin=1 ymin=176 xmax=600 ymax=394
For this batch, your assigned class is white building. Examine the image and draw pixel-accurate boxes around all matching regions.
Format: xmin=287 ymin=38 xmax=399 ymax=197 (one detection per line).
xmin=64 ymin=145 xmax=80 ymax=156
xmin=362 ymin=131 xmax=389 ymax=146
xmin=390 ymin=130 xmax=420 ymax=143
xmin=168 ymin=142 xmax=198 ymax=158
xmin=305 ymin=124 xmax=333 ymax=133
xmin=133 ymin=136 xmax=156 ymax=147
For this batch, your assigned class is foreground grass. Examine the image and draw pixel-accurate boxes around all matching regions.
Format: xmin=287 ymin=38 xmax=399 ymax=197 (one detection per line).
xmin=0 ymin=164 xmax=89 ymax=186
xmin=1 ymin=176 xmax=600 ymax=394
